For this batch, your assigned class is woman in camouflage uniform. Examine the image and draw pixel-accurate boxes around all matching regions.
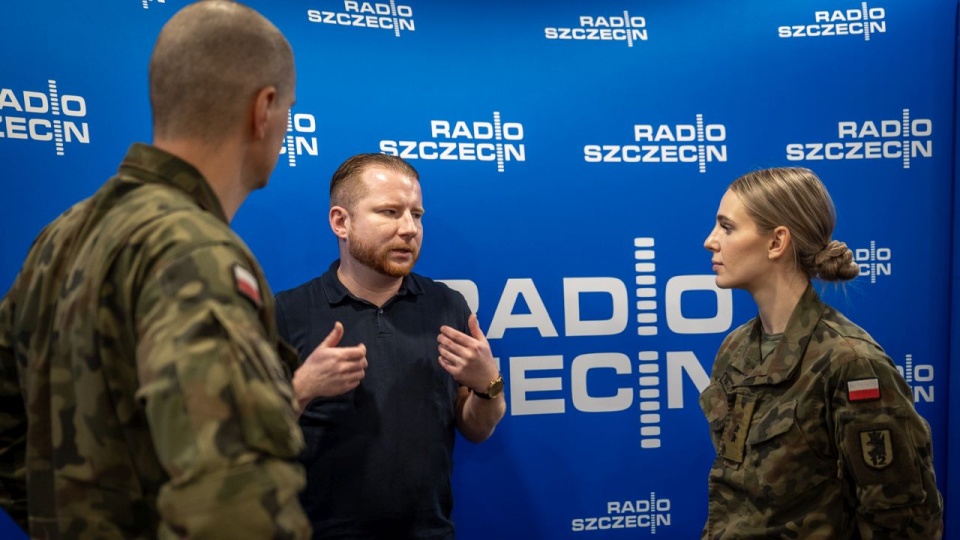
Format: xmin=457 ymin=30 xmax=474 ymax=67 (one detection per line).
xmin=699 ymin=167 xmax=942 ymax=539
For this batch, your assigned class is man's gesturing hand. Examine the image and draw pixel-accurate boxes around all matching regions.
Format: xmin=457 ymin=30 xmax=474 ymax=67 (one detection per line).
xmin=292 ymin=321 xmax=367 ymax=412
xmin=437 ymin=314 xmax=498 ymax=393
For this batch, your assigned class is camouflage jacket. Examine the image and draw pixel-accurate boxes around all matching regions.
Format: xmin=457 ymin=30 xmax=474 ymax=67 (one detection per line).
xmin=699 ymin=285 xmax=942 ymax=539
xmin=0 ymin=144 xmax=309 ymax=539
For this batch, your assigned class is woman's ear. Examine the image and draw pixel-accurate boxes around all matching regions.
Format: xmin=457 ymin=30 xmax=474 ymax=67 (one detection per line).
xmin=768 ymin=226 xmax=791 ymax=261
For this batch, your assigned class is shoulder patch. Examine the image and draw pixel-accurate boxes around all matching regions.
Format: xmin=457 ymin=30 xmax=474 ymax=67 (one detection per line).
xmin=860 ymin=429 xmax=893 ymax=469
xmin=847 ymin=378 xmax=881 ymax=402
xmin=233 ymin=264 xmax=262 ymax=309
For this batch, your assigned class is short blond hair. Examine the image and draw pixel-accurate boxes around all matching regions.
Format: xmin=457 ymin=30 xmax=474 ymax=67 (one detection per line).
xmin=149 ymin=1 xmax=294 ymax=140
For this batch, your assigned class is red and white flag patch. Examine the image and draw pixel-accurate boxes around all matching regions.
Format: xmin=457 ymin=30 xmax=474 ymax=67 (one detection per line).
xmin=233 ymin=264 xmax=262 ymax=309
xmin=847 ymin=378 xmax=881 ymax=402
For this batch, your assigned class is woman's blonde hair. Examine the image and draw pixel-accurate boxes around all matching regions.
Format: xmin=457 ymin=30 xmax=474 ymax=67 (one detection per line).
xmin=729 ymin=167 xmax=859 ymax=282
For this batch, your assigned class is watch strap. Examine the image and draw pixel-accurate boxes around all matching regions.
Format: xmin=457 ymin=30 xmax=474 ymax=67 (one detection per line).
xmin=473 ymin=388 xmax=494 ymax=400
xmin=473 ymin=373 xmax=504 ymax=400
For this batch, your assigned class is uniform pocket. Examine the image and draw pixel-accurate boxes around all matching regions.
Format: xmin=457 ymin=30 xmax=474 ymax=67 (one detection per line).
xmin=745 ymin=399 xmax=832 ymax=501
xmin=747 ymin=399 xmax=796 ymax=445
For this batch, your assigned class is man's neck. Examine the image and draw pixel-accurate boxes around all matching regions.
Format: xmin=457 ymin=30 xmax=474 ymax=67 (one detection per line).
xmin=336 ymin=258 xmax=404 ymax=308
xmin=153 ymin=137 xmax=249 ymax=222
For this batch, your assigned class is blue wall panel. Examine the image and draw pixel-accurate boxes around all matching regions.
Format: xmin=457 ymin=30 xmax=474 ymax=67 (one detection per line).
xmin=1 ymin=1 xmax=956 ymax=538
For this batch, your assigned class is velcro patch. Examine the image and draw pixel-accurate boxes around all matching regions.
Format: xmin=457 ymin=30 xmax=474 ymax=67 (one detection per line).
xmin=847 ymin=378 xmax=881 ymax=402
xmin=719 ymin=393 xmax=756 ymax=465
xmin=860 ymin=429 xmax=893 ymax=469
xmin=233 ymin=264 xmax=262 ymax=309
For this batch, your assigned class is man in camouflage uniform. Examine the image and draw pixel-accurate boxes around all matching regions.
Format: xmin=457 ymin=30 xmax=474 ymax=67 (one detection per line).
xmin=700 ymin=285 xmax=943 ymax=538
xmin=0 ymin=2 xmax=327 ymax=538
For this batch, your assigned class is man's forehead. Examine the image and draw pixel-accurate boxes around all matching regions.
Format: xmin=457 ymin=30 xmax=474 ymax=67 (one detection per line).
xmin=362 ymin=165 xmax=418 ymax=186
xmin=362 ymin=165 xmax=419 ymax=184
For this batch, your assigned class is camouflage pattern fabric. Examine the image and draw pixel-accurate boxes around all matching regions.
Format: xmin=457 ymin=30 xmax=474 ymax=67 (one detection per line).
xmin=0 ymin=143 xmax=309 ymax=539
xmin=699 ymin=285 xmax=942 ymax=539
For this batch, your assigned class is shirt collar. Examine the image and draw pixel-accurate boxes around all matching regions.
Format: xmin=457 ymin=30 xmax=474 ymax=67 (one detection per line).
xmin=320 ymin=259 xmax=424 ymax=306
xmin=117 ymin=143 xmax=229 ymax=224
xmin=729 ymin=283 xmax=827 ymax=387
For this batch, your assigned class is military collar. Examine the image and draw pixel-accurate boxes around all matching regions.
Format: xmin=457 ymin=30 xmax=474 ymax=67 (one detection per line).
xmin=320 ymin=260 xmax=424 ymax=306
xmin=117 ymin=143 xmax=229 ymax=224
xmin=726 ymin=284 xmax=827 ymax=388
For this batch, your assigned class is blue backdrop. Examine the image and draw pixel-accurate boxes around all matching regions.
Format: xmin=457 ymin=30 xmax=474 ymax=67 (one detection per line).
xmin=1 ymin=1 xmax=956 ymax=538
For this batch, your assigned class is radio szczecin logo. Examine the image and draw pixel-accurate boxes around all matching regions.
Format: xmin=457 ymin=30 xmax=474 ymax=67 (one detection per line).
xmin=308 ymin=1 xmax=415 ymax=37
xmin=0 ymin=80 xmax=90 ymax=156
xmin=281 ymin=109 xmax=320 ymax=167
xmin=853 ymin=240 xmax=891 ymax=284
xmin=379 ymin=111 xmax=525 ymax=173
xmin=897 ymin=354 xmax=934 ymax=404
xmin=438 ymin=236 xmax=723 ymax=452
xmin=545 ymin=11 xmax=648 ymax=47
xmin=584 ymin=114 xmax=728 ymax=173
xmin=778 ymin=3 xmax=886 ymax=40
xmin=786 ymin=109 xmax=931 ymax=169
xmin=571 ymin=493 xmax=671 ymax=534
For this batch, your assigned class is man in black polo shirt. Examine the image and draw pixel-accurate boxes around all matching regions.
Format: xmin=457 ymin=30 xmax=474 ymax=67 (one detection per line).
xmin=275 ymin=153 xmax=506 ymax=539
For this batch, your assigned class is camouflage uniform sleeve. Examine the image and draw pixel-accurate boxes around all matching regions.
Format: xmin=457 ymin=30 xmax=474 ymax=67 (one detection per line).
xmin=0 ymin=282 xmax=27 ymax=531
xmin=134 ymin=244 xmax=310 ymax=539
xmin=830 ymin=354 xmax=943 ymax=539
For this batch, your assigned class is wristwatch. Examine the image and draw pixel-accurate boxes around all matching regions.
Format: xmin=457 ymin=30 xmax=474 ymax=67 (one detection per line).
xmin=473 ymin=373 xmax=504 ymax=400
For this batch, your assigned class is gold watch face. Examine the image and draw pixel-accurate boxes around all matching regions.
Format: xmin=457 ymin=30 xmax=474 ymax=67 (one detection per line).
xmin=487 ymin=376 xmax=505 ymax=398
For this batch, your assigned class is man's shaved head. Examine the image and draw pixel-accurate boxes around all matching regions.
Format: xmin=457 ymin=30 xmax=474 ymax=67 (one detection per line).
xmin=149 ymin=0 xmax=294 ymax=141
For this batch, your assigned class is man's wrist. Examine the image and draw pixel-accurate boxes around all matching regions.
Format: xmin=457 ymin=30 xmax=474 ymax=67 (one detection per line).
xmin=472 ymin=373 xmax=504 ymax=400
xmin=290 ymin=372 xmax=312 ymax=412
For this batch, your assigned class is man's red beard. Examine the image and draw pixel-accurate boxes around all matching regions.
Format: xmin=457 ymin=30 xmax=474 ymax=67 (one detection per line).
xmin=348 ymin=233 xmax=420 ymax=277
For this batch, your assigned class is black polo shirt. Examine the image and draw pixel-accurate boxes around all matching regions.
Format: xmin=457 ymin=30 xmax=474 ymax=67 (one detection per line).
xmin=275 ymin=261 xmax=470 ymax=539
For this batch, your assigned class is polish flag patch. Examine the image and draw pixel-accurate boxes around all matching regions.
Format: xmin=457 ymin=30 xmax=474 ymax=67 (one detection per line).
xmin=233 ymin=264 xmax=262 ymax=309
xmin=847 ymin=378 xmax=881 ymax=402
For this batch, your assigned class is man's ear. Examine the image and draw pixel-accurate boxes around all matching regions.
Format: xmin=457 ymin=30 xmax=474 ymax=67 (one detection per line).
xmin=251 ymin=86 xmax=278 ymax=140
xmin=330 ymin=206 xmax=349 ymax=240
xmin=768 ymin=225 xmax=791 ymax=261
